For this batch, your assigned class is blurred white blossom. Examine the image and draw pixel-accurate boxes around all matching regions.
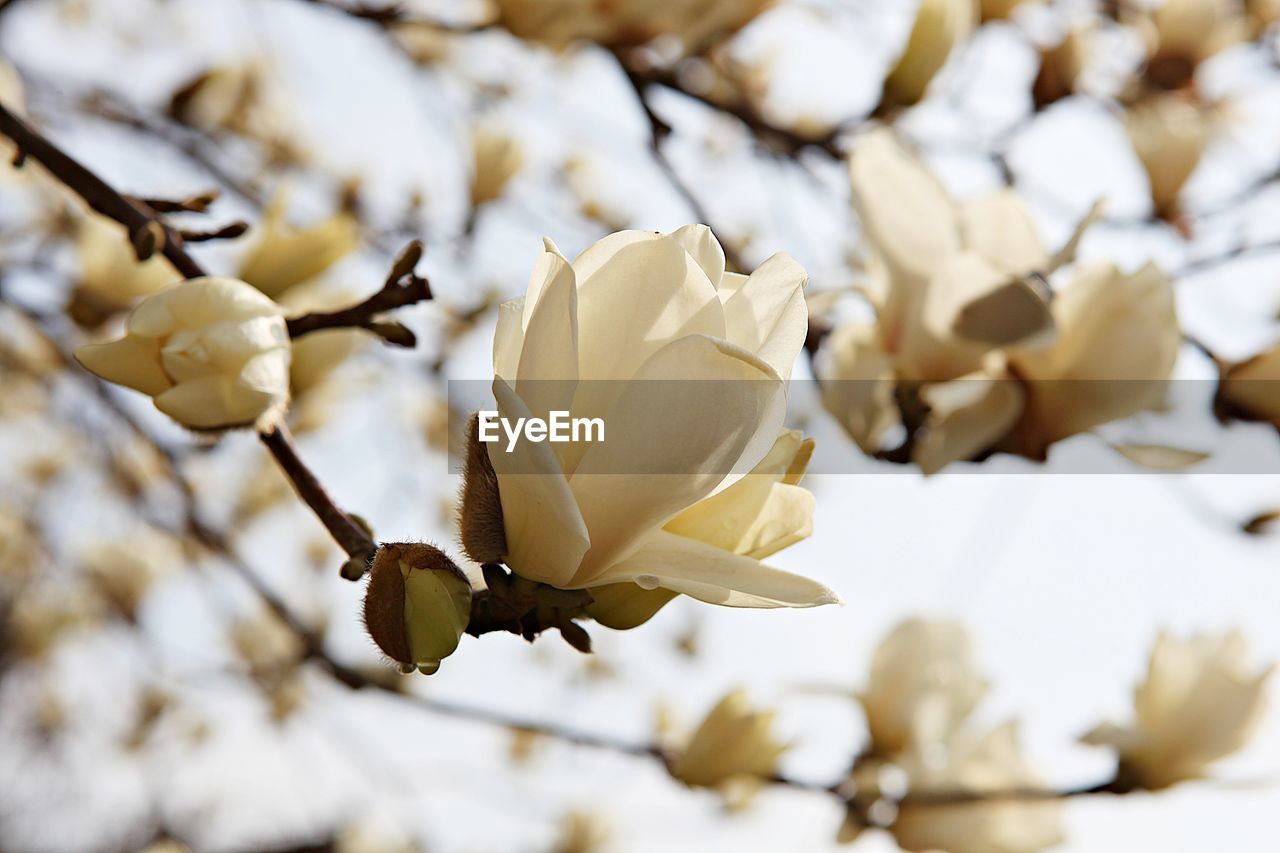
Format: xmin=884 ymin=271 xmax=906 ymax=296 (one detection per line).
xmin=1082 ymin=630 xmax=1273 ymax=790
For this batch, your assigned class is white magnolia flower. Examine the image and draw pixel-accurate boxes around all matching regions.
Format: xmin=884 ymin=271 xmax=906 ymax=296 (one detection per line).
xmin=76 ymin=278 xmax=291 ymax=430
xmin=494 ymin=0 xmax=772 ymax=52
xmin=860 ymin=618 xmax=988 ymax=756
xmin=845 ymin=129 xmax=1055 ymax=382
xmin=1082 ymin=630 xmax=1273 ymax=790
xmin=823 ymin=130 xmax=1176 ymax=471
xmin=819 ymin=130 xmax=1064 ymax=472
xmin=483 ymin=226 xmax=836 ymax=614
xmin=890 ymin=723 xmax=1065 ymax=853
xmin=881 ymin=0 xmax=977 ymax=109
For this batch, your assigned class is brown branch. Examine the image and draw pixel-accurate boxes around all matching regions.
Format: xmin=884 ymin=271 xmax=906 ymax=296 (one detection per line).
xmin=285 ymin=240 xmax=431 ymax=344
xmin=290 ymin=0 xmax=493 ymax=32
xmin=0 ymin=100 xmax=206 ymax=278
xmin=620 ymin=60 xmax=845 ymax=159
xmin=258 ymin=424 xmax=379 ymax=567
xmin=617 ymin=56 xmax=751 ymax=274
xmin=1173 ymin=238 xmax=1280 ymax=279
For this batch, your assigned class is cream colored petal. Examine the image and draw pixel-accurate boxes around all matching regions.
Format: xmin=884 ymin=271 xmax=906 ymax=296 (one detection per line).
xmin=914 ymin=368 xmax=1025 ymax=475
xmin=572 ymin=231 xmax=725 ymax=385
xmin=154 ymin=375 xmax=276 ymax=429
xmin=850 ymin=129 xmax=961 ymax=337
xmin=959 ymin=190 xmax=1048 ymax=274
xmin=882 ymin=0 xmax=977 ymax=107
xmin=75 ymin=336 xmax=171 ymax=397
xmin=160 ymin=315 xmax=289 ymax=382
xmin=493 ymin=297 xmax=526 ymax=381
xmin=567 ymin=335 xmax=785 ymax=583
xmin=666 ymin=481 xmax=815 ymax=561
xmin=593 ymin=529 xmax=838 ymax=608
xmin=566 ymin=232 xmax=727 ymax=473
xmin=237 ymin=347 xmax=292 ymax=396
xmin=671 ymin=223 xmax=727 ymax=287
xmin=850 ymin=129 xmax=960 ymax=283
xmin=129 ymin=277 xmax=281 ymax=338
xmin=922 ymin=251 xmax=1054 ymax=350
xmin=1007 ymin=262 xmax=1178 ymax=452
xmin=515 ymin=244 xmax=578 ymax=422
xmin=721 ymin=252 xmax=809 ymax=380
xmin=665 ymin=430 xmax=816 ymax=559
xmin=1220 ymin=345 xmax=1280 ymax=424
xmin=488 ymin=378 xmax=590 ymax=587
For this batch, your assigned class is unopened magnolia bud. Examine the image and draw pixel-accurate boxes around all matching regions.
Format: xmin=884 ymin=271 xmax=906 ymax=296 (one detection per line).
xmin=363 ymin=543 xmax=472 ymax=675
xmin=459 ymin=412 xmax=507 ymax=565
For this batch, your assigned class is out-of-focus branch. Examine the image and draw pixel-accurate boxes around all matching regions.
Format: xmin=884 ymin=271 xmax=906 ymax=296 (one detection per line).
xmin=620 ymin=60 xmax=846 ymax=159
xmin=616 ymin=55 xmax=751 ymax=274
xmin=1173 ymin=237 xmax=1280 ymax=278
xmin=291 ymin=0 xmax=492 ymax=31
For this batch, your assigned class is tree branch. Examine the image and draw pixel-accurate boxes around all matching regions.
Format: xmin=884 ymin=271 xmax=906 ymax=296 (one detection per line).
xmin=258 ymin=424 xmax=379 ymax=567
xmin=0 ymin=100 xmax=206 ymax=278
xmin=285 ymin=240 xmax=430 ymax=344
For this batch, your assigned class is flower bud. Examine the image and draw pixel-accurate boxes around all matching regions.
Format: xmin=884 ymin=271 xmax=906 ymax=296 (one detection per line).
xmin=238 ymin=192 xmax=359 ymax=299
xmin=1081 ymin=630 xmax=1273 ymax=790
xmin=75 ymin=277 xmax=292 ymax=431
xmin=669 ymin=689 xmax=787 ymax=794
xmin=1125 ymin=92 xmax=1210 ymax=221
xmin=363 ymin=543 xmax=472 ymax=675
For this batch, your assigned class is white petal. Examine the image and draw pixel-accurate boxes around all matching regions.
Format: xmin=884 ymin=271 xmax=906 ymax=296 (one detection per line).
xmin=567 ymin=335 xmax=785 ymax=584
xmin=959 ymin=190 xmax=1047 ymax=274
xmin=488 ymin=378 xmax=590 ymax=587
xmin=515 ymin=246 xmax=578 ymax=423
xmin=493 ymin=297 xmax=525 ymax=381
xmin=671 ymin=224 xmax=727 ymax=286
xmin=593 ymin=529 xmax=839 ymax=608
xmin=722 ymin=252 xmax=809 ymax=381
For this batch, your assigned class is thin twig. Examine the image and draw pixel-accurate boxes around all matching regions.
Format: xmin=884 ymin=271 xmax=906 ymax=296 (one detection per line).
xmin=259 ymin=424 xmax=379 ymax=567
xmin=284 ymin=240 xmax=430 ymax=343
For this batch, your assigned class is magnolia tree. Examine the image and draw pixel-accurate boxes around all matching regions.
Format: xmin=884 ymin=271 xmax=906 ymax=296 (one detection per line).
xmin=1 ymin=0 xmax=1279 ymax=851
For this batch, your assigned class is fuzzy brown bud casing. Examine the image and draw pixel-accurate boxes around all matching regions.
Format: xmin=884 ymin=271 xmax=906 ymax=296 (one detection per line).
xmin=459 ymin=412 xmax=507 ymax=565
xmin=363 ymin=543 xmax=472 ymax=675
